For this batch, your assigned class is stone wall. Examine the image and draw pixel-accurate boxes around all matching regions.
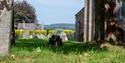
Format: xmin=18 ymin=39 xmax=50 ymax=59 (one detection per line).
xmin=76 ymin=0 xmax=95 ymax=42
xmin=0 ymin=0 xmax=12 ymax=56
xmin=17 ymin=23 xmax=36 ymax=30
xmin=75 ymin=8 xmax=84 ymax=42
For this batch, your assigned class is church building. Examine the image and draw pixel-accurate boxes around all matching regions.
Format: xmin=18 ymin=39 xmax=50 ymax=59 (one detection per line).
xmin=75 ymin=0 xmax=125 ymax=42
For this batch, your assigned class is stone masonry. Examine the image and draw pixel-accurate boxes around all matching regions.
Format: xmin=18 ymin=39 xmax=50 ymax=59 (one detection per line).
xmin=75 ymin=0 xmax=95 ymax=42
xmin=0 ymin=0 xmax=12 ymax=56
xmin=76 ymin=0 xmax=125 ymax=42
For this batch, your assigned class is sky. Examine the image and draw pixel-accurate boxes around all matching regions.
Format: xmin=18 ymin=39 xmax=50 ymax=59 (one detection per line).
xmin=16 ymin=0 xmax=84 ymax=25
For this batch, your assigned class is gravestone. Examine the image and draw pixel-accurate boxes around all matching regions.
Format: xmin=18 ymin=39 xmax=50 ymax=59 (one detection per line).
xmin=60 ymin=32 xmax=68 ymax=42
xmin=23 ymin=31 xmax=30 ymax=39
xmin=0 ymin=0 xmax=12 ymax=56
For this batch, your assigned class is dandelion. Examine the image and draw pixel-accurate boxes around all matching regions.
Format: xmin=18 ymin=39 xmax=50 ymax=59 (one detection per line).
xmin=11 ymin=54 xmax=15 ymax=59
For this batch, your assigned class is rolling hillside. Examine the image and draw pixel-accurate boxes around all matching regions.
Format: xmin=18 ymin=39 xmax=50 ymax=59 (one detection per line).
xmin=44 ymin=23 xmax=75 ymax=30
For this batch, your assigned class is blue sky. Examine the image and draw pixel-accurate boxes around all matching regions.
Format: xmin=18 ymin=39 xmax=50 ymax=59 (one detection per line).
xmin=25 ymin=0 xmax=84 ymax=25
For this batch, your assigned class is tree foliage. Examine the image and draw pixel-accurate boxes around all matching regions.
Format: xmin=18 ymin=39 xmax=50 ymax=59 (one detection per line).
xmin=14 ymin=1 xmax=37 ymax=23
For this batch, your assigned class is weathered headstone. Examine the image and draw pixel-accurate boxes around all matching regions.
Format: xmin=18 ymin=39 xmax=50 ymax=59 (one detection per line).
xmin=0 ymin=0 xmax=12 ymax=56
xmin=60 ymin=32 xmax=68 ymax=42
xmin=23 ymin=31 xmax=30 ymax=39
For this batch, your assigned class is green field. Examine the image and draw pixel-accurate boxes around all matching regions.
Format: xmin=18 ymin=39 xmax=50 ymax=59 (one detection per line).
xmin=0 ymin=39 xmax=125 ymax=63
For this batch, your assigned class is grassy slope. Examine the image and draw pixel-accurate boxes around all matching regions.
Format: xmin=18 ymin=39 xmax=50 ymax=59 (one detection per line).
xmin=0 ymin=39 xmax=125 ymax=63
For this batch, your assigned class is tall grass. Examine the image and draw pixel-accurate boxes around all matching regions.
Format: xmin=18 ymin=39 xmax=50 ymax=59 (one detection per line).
xmin=0 ymin=39 xmax=125 ymax=63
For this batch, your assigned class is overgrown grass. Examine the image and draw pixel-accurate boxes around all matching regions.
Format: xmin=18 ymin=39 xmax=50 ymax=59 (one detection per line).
xmin=0 ymin=39 xmax=125 ymax=63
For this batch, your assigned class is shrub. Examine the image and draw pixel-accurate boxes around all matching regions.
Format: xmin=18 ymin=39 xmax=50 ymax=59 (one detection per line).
xmin=15 ymin=30 xmax=47 ymax=39
xmin=64 ymin=30 xmax=75 ymax=35
xmin=34 ymin=30 xmax=47 ymax=36
xmin=40 ymin=30 xmax=47 ymax=35
xmin=29 ymin=30 xmax=34 ymax=35
xmin=48 ymin=30 xmax=56 ymax=35
xmin=15 ymin=29 xmax=24 ymax=38
xmin=64 ymin=30 xmax=75 ymax=41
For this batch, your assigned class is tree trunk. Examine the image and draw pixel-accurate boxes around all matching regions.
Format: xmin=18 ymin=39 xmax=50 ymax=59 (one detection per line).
xmin=94 ymin=0 xmax=105 ymax=41
xmin=11 ymin=0 xmax=15 ymax=46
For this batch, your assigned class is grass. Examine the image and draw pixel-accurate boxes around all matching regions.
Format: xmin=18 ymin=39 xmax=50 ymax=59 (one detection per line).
xmin=0 ymin=39 xmax=125 ymax=63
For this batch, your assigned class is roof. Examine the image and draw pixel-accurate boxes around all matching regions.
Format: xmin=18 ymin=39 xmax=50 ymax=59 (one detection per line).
xmin=75 ymin=7 xmax=84 ymax=17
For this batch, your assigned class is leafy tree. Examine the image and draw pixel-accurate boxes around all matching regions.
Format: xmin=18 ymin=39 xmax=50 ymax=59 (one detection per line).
xmin=11 ymin=1 xmax=37 ymax=46
xmin=14 ymin=1 xmax=37 ymax=24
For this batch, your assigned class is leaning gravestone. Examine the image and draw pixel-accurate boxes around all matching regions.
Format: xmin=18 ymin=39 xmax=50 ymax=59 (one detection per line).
xmin=0 ymin=0 xmax=12 ymax=56
xmin=23 ymin=31 xmax=30 ymax=39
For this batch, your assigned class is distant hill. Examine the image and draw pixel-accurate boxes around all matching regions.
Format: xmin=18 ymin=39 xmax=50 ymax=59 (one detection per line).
xmin=44 ymin=23 xmax=75 ymax=30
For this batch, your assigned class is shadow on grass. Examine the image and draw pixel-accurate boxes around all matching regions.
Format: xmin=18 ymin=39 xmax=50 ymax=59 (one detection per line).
xmin=14 ymin=39 xmax=108 ymax=54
